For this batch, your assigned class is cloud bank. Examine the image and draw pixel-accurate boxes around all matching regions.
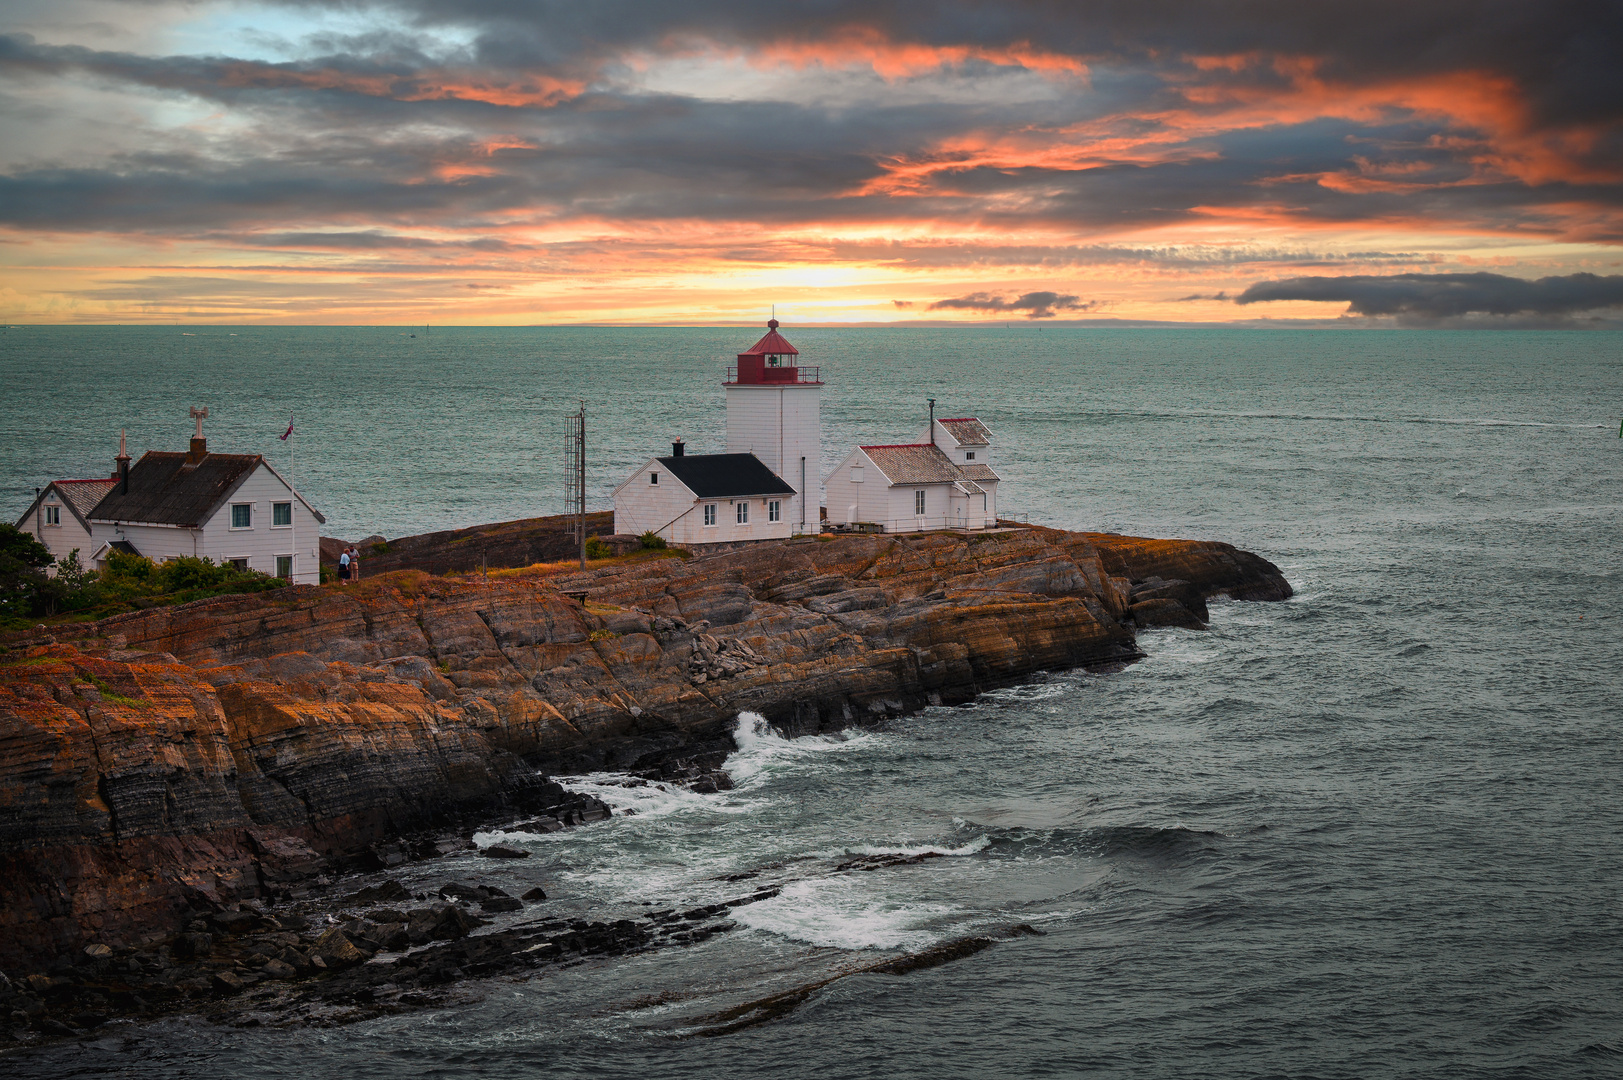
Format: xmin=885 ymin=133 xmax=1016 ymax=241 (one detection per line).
xmin=0 ymin=2 xmax=1620 ymax=321
xmin=1235 ymin=271 xmax=1623 ymax=322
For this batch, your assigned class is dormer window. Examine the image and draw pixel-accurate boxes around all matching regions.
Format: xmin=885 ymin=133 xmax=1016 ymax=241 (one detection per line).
xmin=965 ymin=451 xmax=976 ymax=461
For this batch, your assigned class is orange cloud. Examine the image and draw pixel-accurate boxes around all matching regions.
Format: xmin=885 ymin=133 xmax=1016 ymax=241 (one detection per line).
xmin=214 ymin=61 xmax=583 ymax=108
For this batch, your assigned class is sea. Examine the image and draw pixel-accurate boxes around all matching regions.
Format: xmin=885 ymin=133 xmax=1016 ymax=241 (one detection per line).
xmin=1 ymin=326 xmax=1621 ymax=1078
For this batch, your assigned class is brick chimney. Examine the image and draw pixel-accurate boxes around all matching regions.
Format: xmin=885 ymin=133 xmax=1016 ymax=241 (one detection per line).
xmin=187 ymin=406 xmax=209 ymax=463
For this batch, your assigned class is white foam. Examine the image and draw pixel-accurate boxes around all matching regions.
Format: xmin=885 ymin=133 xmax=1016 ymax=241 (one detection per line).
xmin=819 ymin=836 xmax=991 ymax=860
xmin=728 ymin=877 xmax=957 ymax=950
xmin=725 ymin=711 xmax=885 ymax=790
xmin=555 ymin=771 xmax=762 ymax=819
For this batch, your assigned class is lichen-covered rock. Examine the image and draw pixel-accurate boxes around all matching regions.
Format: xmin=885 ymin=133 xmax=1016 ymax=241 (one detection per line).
xmin=0 ymin=526 xmax=1288 ymax=972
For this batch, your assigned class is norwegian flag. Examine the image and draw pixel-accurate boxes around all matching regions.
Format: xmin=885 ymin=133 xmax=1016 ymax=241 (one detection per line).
xmin=280 ymin=415 xmax=293 ymax=441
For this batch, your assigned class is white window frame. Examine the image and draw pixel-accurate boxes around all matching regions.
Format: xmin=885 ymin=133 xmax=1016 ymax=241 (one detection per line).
xmin=915 ymin=489 xmax=926 ymax=515
xmin=650 ymin=472 xmax=659 ymax=485
xmin=736 ymin=501 xmax=749 ymax=525
xmin=768 ymin=500 xmax=780 ymax=522
xmin=275 ymin=554 xmax=293 ymax=579
xmin=703 ymin=504 xmax=717 ymax=527
xmin=45 ymin=504 xmax=61 ymax=526
xmin=965 ymin=451 xmax=976 ymax=461
xmin=272 ymin=501 xmax=293 ymax=528
xmin=227 ymin=557 xmax=250 ymax=571
xmin=230 ymin=503 xmax=253 ymax=530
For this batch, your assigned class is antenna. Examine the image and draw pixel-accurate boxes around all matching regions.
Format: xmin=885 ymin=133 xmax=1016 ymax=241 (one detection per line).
xmin=564 ymin=400 xmax=586 ymax=569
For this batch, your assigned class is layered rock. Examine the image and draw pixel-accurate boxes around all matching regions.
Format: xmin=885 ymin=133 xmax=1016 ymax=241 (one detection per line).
xmin=0 ymin=526 xmax=1288 ymax=972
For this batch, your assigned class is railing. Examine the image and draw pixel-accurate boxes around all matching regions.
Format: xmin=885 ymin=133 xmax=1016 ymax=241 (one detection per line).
xmin=825 ymin=517 xmax=1003 ymax=534
xmin=725 ymin=365 xmax=821 ymax=384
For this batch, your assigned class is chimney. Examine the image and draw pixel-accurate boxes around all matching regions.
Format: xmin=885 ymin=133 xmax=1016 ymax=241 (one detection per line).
xmin=672 ymin=438 xmax=685 ymax=457
xmin=115 ymin=429 xmax=131 ymax=495
xmin=928 ymin=398 xmax=936 ymax=446
xmin=187 ymin=406 xmax=209 ymax=464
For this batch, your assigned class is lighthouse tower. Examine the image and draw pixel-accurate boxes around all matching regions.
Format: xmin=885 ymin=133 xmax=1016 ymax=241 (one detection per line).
xmin=725 ymin=319 xmax=821 ymax=533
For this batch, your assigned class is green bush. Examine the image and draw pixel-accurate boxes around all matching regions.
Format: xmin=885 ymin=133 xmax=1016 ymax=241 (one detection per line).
xmin=584 ymin=536 xmax=611 ymax=559
xmin=639 ymin=531 xmax=667 ymax=550
xmin=0 ymin=523 xmax=52 ymax=616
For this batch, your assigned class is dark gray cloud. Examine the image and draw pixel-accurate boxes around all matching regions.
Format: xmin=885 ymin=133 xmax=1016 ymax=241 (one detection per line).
xmin=1234 ymin=271 xmax=1623 ymax=321
xmin=929 ymin=290 xmax=1097 ymax=318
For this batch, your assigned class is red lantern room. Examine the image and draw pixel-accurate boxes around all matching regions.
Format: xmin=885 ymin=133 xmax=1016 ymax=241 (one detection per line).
xmin=726 ymin=319 xmax=821 ymax=385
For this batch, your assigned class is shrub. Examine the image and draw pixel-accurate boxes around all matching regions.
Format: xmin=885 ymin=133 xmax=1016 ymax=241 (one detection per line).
xmin=371 ymin=542 xmax=389 ymax=555
xmin=584 ymin=536 xmax=611 ymax=559
xmin=0 ymin=523 xmax=52 ymax=616
xmin=639 ymin=531 xmax=667 ymax=550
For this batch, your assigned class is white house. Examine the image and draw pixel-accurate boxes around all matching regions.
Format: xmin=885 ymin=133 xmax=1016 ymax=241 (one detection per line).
xmin=82 ymin=423 xmax=326 ymax=585
xmin=724 ymin=319 xmax=821 ymax=534
xmin=613 ymin=442 xmax=797 ymax=547
xmin=825 ymin=415 xmax=1001 ymax=532
xmin=15 ymin=478 xmax=117 ymax=571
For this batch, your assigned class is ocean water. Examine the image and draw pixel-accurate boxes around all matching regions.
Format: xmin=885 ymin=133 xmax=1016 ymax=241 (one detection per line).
xmin=3 ymin=327 xmax=1622 ymax=1078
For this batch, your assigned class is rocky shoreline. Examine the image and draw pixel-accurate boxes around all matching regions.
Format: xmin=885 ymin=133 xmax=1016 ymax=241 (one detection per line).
xmin=0 ymin=524 xmax=1290 ymax=1047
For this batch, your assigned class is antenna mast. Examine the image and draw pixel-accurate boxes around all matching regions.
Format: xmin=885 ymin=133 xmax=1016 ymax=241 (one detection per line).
xmin=564 ymin=401 xmax=586 ymax=569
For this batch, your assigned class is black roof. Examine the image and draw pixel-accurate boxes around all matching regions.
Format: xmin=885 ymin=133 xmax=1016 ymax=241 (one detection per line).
xmin=656 ymin=453 xmax=796 ymax=499
xmin=88 ymin=450 xmax=326 ymax=527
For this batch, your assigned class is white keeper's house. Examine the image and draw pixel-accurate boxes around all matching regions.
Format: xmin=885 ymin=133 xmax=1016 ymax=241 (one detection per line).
xmin=612 ymin=440 xmax=798 ymax=546
xmin=17 ymin=415 xmax=326 ymax=585
xmin=825 ymin=416 xmax=1001 ymax=532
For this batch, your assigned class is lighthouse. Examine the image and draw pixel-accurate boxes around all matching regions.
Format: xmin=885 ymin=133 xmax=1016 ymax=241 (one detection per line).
xmin=725 ymin=319 xmax=821 ymax=533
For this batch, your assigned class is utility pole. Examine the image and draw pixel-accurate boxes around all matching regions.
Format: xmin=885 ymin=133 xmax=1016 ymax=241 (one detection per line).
xmin=565 ymin=401 xmax=586 ymax=569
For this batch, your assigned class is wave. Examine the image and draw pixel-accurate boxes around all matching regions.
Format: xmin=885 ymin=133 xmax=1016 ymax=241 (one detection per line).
xmin=554 ymin=771 xmax=761 ymax=820
xmin=972 ymin=823 xmax=1227 ymax=863
xmin=725 ymin=711 xmax=886 ymax=790
xmin=727 ymin=877 xmax=960 ymax=951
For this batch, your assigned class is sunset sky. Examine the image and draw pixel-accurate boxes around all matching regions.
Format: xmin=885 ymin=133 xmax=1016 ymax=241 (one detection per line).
xmin=3 ymin=1 xmax=1621 ymax=325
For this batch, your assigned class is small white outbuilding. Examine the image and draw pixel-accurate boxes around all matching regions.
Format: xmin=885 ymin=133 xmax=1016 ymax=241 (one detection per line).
xmin=825 ymin=416 xmax=1001 ymax=532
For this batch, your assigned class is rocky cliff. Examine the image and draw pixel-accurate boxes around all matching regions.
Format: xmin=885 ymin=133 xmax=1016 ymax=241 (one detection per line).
xmin=0 ymin=526 xmax=1289 ymax=973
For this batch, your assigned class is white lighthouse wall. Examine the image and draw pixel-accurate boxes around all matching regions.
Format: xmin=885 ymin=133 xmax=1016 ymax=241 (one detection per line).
xmin=725 ymin=384 xmax=820 ymax=533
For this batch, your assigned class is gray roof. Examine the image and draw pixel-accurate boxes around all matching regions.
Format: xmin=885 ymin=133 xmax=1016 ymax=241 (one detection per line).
xmin=15 ymin=478 xmax=116 ymax=531
xmin=657 ymin=453 xmax=796 ymax=499
xmin=89 ymin=450 xmax=324 ymax=527
xmin=938 ymin=418 xmax=992 ymax=446
xmin=860 ymin=444 xmax=964 ymax=485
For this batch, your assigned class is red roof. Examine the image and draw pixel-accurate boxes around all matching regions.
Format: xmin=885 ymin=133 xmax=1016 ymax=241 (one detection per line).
xmin=739 ymin=320 xmax=799 ymax=357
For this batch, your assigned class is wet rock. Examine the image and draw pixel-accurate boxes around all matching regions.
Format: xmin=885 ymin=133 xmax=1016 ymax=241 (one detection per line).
xmin=261 ymin=959 xmax=297 ymax=980
xmin=521 ymin=887 xmax=548 ymax=902
xmin=341 ymin=880 xmax=410 ymax=906
xmin=210 ymin=971 xmax=245 ymax=995
xmin=479 ymin=896 xmax=523 ymax=913
xmin=1130 ymin=597 xmax=1207 ymax=630
xmin=170 ymin=933 xmax=213 ymax=960
xmin=479 ymin=845 xmax=530 ymax=859
xmin=311 ymin=928 xmax=365 ymax=967
xmin=34 ymin=1016 xmax=77 ymax=1037
xmin=81 ymin=944 xmax=113 ymax=961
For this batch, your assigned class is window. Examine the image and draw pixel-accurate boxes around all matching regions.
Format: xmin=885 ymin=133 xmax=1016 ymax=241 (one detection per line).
xmin=851 ymin=467 xmax=864 ymax=483
xmin=231 ymin=504 xmax=252 ymax=528
xmin=275 ymin=555 xmax=293 ymax=579
xmin=736 ymin=501 xmax=749 ymax=524
xmin=273 ymin=502 xmax=292 ymax=526
xmin=228 ymin=557 xmax=249 ymax=571
xmin=915 ymin=490 xmax=926 ymax=515
xmin=45 ymin=505 xmax=61 ymax=526
xmin=768 ymin=500 xmax=780 ymax=522
xmin=964 ymin=451 xmax=976 ymax=461
xmin=703 ymin=504 xmax=717 ymax=526
xmin=650 ymin=472 xmax=659 ymax=485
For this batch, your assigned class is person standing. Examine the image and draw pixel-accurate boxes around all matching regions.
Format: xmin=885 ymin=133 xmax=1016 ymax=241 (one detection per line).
xmin=349 ymin=546 xmax=361 ymax=582
xmin=338 ymin=548 xmax=350 ymax=583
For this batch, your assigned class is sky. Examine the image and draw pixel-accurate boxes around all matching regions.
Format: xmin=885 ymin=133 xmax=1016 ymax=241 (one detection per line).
xmin=2 ymin=0 xmax=1622 ymax=326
